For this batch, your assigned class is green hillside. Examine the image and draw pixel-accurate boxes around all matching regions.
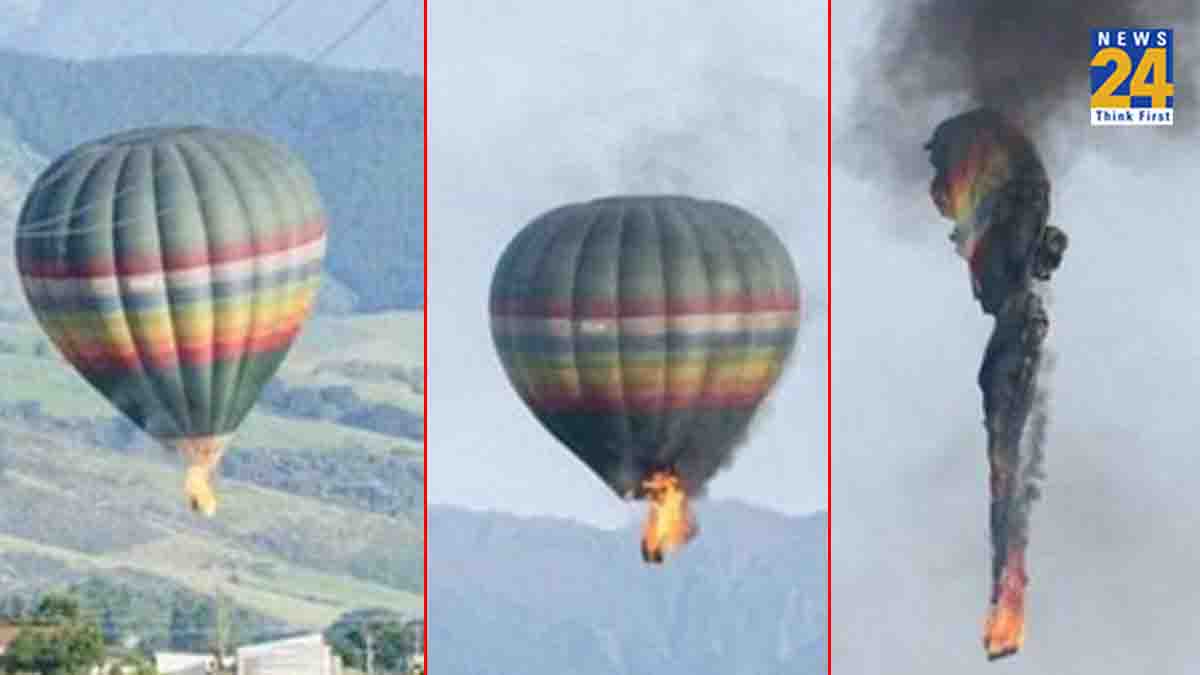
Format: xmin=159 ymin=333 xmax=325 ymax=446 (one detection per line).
xmin=0 ymin=304 xmax=425 ymax=644
xmin=0 ymin=311 xmax=423 ymax=452
xmin=0 ymin=49 xmax=422 ymax=312
xmin=0 ymin=422 xmax=422 ymax=642
xmin=0 ymin=307 xmax=424 ymax=645
xmin=0 ymin=71 xmax=425 ymax=650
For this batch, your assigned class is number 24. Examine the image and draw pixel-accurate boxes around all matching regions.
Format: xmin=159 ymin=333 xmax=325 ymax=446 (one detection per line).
xmin=1091 ymin=47 xmax=1174 ymax=108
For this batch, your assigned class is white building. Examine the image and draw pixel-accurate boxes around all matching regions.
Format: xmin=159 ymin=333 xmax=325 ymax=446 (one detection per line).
xmin=154 ymin=651 xmax=217 ymax=675
xmin=236 ymin=634 xmax=342 ymax=675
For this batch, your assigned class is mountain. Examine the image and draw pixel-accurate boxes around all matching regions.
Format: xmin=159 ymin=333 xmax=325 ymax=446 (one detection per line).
xmin=429 ymin=503 xmax=827 ymax=675
xmin=0 ymin=49 xmax=422 ymax=312
xmin=0 ymin=0 xmax=422 ymax=74
xmin=0 ymin=117 xmax=41 ymax=321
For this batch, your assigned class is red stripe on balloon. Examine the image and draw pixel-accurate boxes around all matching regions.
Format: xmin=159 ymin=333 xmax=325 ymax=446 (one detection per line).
xmin=62 ymin=318 xmax=308 ymax=372
xmin=490 ymin=293 xmax=801 ymax=319
xmin=524 ymin=389 xmax=771 ymax=412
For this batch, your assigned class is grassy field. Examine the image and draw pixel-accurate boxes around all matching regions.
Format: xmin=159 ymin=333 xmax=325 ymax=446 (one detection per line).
xmin=0 ymin=311 xmax=423 ymax=454
xmin=291 ymin=312 xmax=423 ymax=367
xmin=0 ymin=309 xmax=424 ymax=633
xmin=285 ymin=311 xmax=424 ymax=413
xmin=0 ymin=421 xmax=421 ymax=629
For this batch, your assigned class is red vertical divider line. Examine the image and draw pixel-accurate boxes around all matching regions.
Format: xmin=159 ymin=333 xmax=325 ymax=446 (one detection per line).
xmin=825 ymin=0 xmax=832 ymax=672
xmin=422 ymin=0 xmax=430 ymax=668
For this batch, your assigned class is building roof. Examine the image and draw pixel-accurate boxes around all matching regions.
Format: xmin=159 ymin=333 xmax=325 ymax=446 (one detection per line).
xmin=236 ymin=633 xmax=325 ymax=657
xmin=0 ymin=624 xmax=21 ymax=649
xmin=155 ymin=651 xmax=216 ymax=673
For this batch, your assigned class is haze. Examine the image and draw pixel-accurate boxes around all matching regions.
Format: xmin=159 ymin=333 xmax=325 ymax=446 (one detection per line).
xmin=0 ymin=0 xmax=421 ymax=73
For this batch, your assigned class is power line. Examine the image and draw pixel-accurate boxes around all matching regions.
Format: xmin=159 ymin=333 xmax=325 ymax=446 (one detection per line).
xmin=10 ymin=139 xmax=306 ymax=238
xmin=154 ymin=0 xmax=309 ymax=118
xmin=228 ymin=0 xmax=305 ymax=53
xmin=3 ymin=0 xmax=396 ymax=235
xmin=308 ymin=0 xmax=392 ymax=69
xmin=0 ymin=0 xmax=308 ymax=216
xmin=99 ymin=1 xmax=287 ymax=58
xmin=240 ymin=0 xmax=392 ymax=125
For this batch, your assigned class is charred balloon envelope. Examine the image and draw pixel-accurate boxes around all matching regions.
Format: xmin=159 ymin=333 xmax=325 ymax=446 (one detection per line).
xmin=925 ymin=108 xmax=1067 ymax=661
xmin=489 ymin=195 xmax=802 ymax=564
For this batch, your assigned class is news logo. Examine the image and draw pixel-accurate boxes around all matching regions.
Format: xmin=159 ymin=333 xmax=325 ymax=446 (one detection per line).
xmin=1090 ymin=28 xmax=1174 ymax=126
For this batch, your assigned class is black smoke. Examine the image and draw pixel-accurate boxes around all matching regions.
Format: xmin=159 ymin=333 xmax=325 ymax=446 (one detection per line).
xmin=843 ymin=0 xmax=1199 ymax=186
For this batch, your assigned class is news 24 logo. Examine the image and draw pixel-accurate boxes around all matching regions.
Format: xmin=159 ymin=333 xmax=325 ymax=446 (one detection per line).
xmin=1090 ymin=28 xmax=1174 ymax=126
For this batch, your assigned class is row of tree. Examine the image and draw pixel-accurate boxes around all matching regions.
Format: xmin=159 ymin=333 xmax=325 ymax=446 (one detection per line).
xmin=326 ymin=608 xmax=423 ymax=674
xmin=259 ymin=380 xmax=423 ymax=441
xmin=2 ymin=592 xmax=423 ymax=675
xmin=1 ymin=594 xmax=156 ymax=675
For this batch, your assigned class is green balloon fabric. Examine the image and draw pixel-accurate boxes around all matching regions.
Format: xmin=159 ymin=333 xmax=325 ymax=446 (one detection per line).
xmin=15 ymin=126 xmax=326 ymax=444
xmin=490 ymin=195 xmax=802 ymax=497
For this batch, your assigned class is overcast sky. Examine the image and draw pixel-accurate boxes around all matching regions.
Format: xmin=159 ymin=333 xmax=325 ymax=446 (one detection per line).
xmin=0 ymin=0 xmax=420 ymax=73
xmin=833 ymin=1 xmax=1200 ymax=671
xmin=429 ymin=1 xmax=827 ymax=528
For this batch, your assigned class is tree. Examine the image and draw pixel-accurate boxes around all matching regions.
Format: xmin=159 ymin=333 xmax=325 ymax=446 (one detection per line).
xmin=108 ymin=652 xmax=160 ymax=675
xmin=211 ymin=585 xmax=236 ymax=670
xmin=1 ymin=621 xmax=104 ymax=675
xmin=14 ymin=400 xmax=43 ymax=422
xmin=2 ymin=594 xmax=27 ymax=619
xmin=33 ymin=593 xmax=81 ymax=623
xmin=327 ymin=609 xmax=421 ymax=673
xmin=167 ymin=592 xmax=214 ymax=652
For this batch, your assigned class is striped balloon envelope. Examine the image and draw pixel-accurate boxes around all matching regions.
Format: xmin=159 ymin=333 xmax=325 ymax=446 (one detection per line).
xmin=489 ymin=195 xmax=802 ymax=499
xmin=14 ymin=126 xmax=326 ymax=516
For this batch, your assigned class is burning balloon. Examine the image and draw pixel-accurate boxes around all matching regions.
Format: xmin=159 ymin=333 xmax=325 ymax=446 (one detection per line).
xmin=15 ymin=126 xmax=326 ymax=516
xmin=489 ymin=195 xmax=802 ymax=564
xmin=925 ymin=108 xmax=1066 ymax=660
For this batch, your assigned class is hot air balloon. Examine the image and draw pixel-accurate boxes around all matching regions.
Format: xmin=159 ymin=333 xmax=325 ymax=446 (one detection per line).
xmin=14 ymin=126 xmax=326 ymax=516
xmin=489 ymin=195 xmax=801 ymax=563
xmin=925 ymin=108 xmax=1069 ymax=660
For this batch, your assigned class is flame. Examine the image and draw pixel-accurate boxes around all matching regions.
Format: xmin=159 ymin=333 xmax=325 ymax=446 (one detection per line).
xmin=941 ymin=132 xmax=1000 ymax=222
xmin=171 ymin=435 xmax=230 ymax=517
xmin=639 ymin=470 xmax=696 ymax=564
xmin=983 ymin=546 xmax=1028 ymax=660
xmin=929 ymin=116 xmax=1019 ymax=270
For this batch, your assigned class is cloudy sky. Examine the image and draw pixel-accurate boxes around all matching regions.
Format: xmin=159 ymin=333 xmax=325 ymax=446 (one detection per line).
xmin=429 ymin=1 xmax=828 ymax=528
xmin=0 ymin=0 xmax=421 ymax=73
xmin=833 ymin=1 xmax=1200 ymax=672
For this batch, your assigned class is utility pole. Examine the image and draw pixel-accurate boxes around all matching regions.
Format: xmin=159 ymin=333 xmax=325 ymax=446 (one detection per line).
xmin=213 ymin=582 xmax=231 ymax=672
xmin=363 ymin=620 xmax=376 ymax=675
xmin=402 ymin=619 xmax=424 ymax=673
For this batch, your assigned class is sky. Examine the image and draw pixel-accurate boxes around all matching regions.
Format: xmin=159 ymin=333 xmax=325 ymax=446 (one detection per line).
xmin=833 ymin=1 xmax=1200 ymax=672
xmin=0 ymin=0 xmax=421 ymax=74
xmin=428 ymin=0 xmax=828 ymax=528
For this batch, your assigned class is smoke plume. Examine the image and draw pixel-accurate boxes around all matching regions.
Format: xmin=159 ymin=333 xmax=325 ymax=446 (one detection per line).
xmin=1011 ymin=342 xmax=1053 ymax=550
xmin=844 ymin=0 xmax=1199 ymax=186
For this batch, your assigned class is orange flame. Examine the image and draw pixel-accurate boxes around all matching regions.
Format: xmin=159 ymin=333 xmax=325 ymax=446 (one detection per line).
xmin=945 ymin=134 xmax=1014 ymax=265
xmin=639 ymin=470 xmax=697 ymax=564
xmin=983 ymin=546 xmax=1028 ymax=660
